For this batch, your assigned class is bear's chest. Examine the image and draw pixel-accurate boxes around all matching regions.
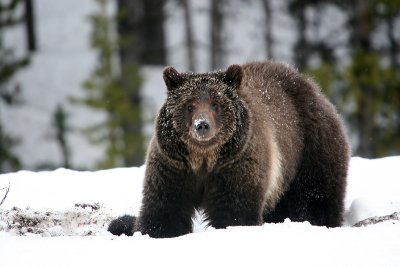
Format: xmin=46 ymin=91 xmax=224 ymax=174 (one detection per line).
xmin=187 ymin=149 xmax=219 ymax=174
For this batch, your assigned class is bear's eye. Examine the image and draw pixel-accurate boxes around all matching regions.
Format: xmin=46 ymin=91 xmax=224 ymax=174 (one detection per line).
xmin=187 ymin=104 xmax=194 ymax=113
xmin=212 ymin=102 xmax=220 ymax=113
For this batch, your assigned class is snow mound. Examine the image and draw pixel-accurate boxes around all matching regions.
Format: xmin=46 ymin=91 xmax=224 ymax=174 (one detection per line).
xmin=344 ymin=156 xmax=400 ymax=225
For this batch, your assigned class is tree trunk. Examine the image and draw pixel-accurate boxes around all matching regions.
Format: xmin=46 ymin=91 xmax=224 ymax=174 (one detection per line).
xmin=53 ymin=105 xmax=71 ymax=169
xmin=354 ymin=87 xmax=373 ymax=157
xmin=210 ymin=0 xmax=224 ymax=70
xmin=116 ymin=0 xmax=166 ymax=65
xmin=180 ymin=0 xmax=196 ymax=71
xmin=350 ymin=0 xmax=372 ymax=51
xmin=261 ymin=0 xmax=273 ymax=59
xmin=387 ymin=14 xmax=399 ymax=69
xmin=24 ymin=0 xmax=36 ymax=52
xmin=293 ymin=8 xmax=308 ymax=70
xmin=140 ymin=0 xmax=167 ymax=65
xmin=349 ymin=0 xmax=374 ymax=157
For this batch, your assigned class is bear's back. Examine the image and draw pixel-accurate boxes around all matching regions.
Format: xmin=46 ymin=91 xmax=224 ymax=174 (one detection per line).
xmin=240 ymin=61 xmax=317 ymax=101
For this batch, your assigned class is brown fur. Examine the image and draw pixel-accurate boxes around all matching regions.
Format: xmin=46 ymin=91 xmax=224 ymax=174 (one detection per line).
xmin=131 ymin=61 xmax=350 ymax=238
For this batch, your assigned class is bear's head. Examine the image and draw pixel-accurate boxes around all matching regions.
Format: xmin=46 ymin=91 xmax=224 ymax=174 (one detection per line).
xmin=161 ymin=65 xmax=246 ymax=157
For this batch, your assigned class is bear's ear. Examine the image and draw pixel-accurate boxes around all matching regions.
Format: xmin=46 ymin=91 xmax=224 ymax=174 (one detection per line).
xmin=223 ymin=64 xmax=243 ymax=88
xmin=163 ymin=66 xmax=183 ymax=90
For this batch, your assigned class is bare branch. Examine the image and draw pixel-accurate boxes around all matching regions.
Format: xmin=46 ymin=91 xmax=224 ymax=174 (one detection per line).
xmin=0 ymin=182 xmax=10 ymax=206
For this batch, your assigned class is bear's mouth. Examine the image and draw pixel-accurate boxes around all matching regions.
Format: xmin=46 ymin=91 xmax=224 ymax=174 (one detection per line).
xmin=189 ymin=131 xmax=216 ymax=144
xmin=186 ymin=129 xmax=221 ymax=150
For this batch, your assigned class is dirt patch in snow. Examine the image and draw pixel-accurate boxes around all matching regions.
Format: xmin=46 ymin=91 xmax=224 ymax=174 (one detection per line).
xmin=0 ymin=203 xmax=114 ymax=236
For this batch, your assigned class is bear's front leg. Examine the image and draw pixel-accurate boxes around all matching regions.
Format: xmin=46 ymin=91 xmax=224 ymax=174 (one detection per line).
xmin=204 ymin=167 xmax=265 ymax=229
xmin=135 ymin=160 xmax=194 ymax=238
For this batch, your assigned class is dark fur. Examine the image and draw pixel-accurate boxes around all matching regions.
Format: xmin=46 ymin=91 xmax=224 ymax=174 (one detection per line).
xmin=110 ymin=61 xmax=350 ymax=238
xmin=107 ymin=215 xmax=136 ymax=236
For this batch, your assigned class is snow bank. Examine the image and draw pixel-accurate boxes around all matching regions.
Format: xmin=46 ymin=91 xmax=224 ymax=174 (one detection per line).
xmin=344 ymin=157 xmax=400 ymax=225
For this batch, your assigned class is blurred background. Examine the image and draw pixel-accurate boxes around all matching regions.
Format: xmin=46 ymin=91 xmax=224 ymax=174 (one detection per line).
xmin=0 ymin=0 xmax=399 ymax=172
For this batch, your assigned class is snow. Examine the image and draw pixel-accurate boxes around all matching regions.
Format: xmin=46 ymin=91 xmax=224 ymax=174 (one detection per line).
xmin=345 ymin=157 xmax=400 ymax=225
xmin=2 ymin=222 xmax=400 ymax=267
xmin=0 ymin=166 xmax=145 ymax=215
xmin=0 ymin=157 xmax=400 ymax=266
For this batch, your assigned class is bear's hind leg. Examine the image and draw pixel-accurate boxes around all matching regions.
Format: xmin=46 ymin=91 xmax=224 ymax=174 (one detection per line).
xmin=290 ymin=120 xmax=348 ymax=227
xmin=290 ymin=175 xmax=345 ymax=227
xmin=285 ymin=138 xmax=348 ymax=228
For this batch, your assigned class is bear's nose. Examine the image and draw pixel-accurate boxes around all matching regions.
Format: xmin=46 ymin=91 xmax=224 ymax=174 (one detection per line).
xmin=194 ymin=119 xmax=210 ymax=136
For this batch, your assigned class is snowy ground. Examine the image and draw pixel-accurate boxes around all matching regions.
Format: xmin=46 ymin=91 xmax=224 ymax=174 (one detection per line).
xmin=0 ymin=157 xmax=400 ymax=266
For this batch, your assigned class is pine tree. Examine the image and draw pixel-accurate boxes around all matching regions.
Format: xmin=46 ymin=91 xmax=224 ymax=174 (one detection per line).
xmin=0 ymin=0 xmax=30 ymax=172
xmin=115 ymin=0 xmax=166 ymax=166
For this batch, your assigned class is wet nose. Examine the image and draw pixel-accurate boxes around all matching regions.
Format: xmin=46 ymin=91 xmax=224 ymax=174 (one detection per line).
xmin=195 ymin=119 xmax=210 ymax=136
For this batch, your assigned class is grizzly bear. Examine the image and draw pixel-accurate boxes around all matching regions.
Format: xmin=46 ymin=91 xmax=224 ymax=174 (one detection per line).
xmin=108 ymin=61 xmax=350 ymax=238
